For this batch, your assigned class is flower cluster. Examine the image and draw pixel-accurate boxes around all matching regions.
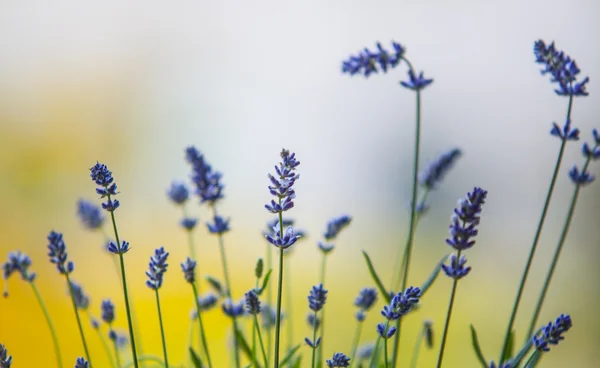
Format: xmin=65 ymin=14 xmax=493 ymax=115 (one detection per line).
xmin=354 ymin=288 xmax=377 ymax=321
xmin=244 ymin=290 xmax=261 ymax=315
xmin=534 ymin=40 xmax=589 ymax=96
xmin=76 ymin=199 xmax=105 ymax=230
xmin=75 ymin=357 xmax=89 ymax=368
xmin=222 ymin=299 xmax=245 ymax=318
xmin=101 ymin=299 xmax=115 ymax=324
xmin=146 ymin=247 xmax=169 ymax=290
xmin=265 ymin=149 xmax=300 ymax=214
xmin=326 ymin=352 xmax=351 ymax=367
xmin=377 ymin=323 xmax=397 ymax=339
xmin=107 ymin=240 xmax=130 ymax=255
xmin=569 ymin=133 xmax=600 ymax=185
xmin=308 ymin=283 xmax=328 ymax=312
xmin=400 ymin=70 xmax=434 ymax=91
xmin=180 ymin=258 xmax=196 ymax=284
xmin=206 ymin=215 xmax=230 ymax=234
xmin=2 ymin=251 xmax=36 ymax=288
xmin=341 ymin=41 xmax=405 ymax=77
xmin=166 ymin=181 xmax=189 ymax=205
xmin=533 ymin=314 xmax=572 ymax=352
xmin=47 ymin=231 xmax=74 ymax=275
xmin=90 ymin=162 xmax=120 ymax=212
xmin=185 ymin=146 xmax=224 ymax=204
xmin=550 ymin=118 xmax=579 ymax=141
xmin=0 ymin=344 xmax=12 ymax=368
xmin=419 ymin=148 xmax=462 ymax=190
xmin=69 ymin=281 xmax=90 ymax=310
xmin=323 ymin=215 xmax=352 ymax=241
xmin=381 ymin=286 xmax=421 ymax=320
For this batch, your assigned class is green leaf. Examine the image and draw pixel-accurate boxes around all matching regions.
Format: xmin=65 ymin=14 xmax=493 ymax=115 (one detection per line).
xmin=258 ymin=269 xmax=273 ymax=295
xmin=280 ymin=344 xmax=301 ymax=366
xmin=204 ymin=275 xmax=225 ymax=296
xmin=420 ymin=254 xmax=450 ymax=295
xmin=189 ymin=347 xmax=203 ymax=368
xmin=362 ymin=251 xmax=391 ymax=303
xmin=292 ymin=354 xmax=303 ymax=368
xmin=235 ymin=327 xmax=258 ymax=367
xmin=512 ymin=337 xmax=534 ymax=366
xmin=469 ymin=325 xmax=488 ymax=368
xmin=502 ymin=330 xmax=515 ymax=363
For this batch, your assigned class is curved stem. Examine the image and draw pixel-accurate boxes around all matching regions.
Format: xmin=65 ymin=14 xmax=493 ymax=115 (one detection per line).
xmin=192 ymin=283 xmax=213 ymax=368
xmin=384 ymin=338 xmax=389 ymax=368
xmin=311 ymin=311 xmax=318 ymax=368
xmin=30 ymin=281 xmax=63 ymax=368
xmin=316 ymin=254 xmax=328 ymax=367
xmin=498 ymin=93 xmax=573 ymax=364
xmin=285 ymin=256 xmax=294 ymax=368
xmin=155 ymin=290 xmax=169 ymax=368
xmin=65 ymin=274 xmax=92 ymax=365
xmin=392 ymin=79 xmax=422 ymax=368
xmin=348 ymin=321 xmax=364 ymax=367
xmin=523 ymin=351 xmax=540 ymax=368
xmin=212 ymin=205 xmax=241 ymax=368
xmin=86 ymin=311 xmax=117 ymax=368
xmin=436 ymin=270 xmax=460 ymax=368
xmin=255 ymin=315 xmax=270 ymax=368
xmin=266 ymin=240 xmax=273 ymax=367
xmin=274 ymin=206 xmax=285 ymax=368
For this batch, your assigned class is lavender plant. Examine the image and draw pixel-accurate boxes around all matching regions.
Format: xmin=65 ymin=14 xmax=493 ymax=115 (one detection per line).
xmin=1 ymin=38 xmax=595 ymax=368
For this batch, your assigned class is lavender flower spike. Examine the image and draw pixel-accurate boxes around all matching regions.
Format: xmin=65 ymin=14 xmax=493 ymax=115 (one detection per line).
xmin=244 ymin=290 xmax=262 ymax=315
xmin=146 ymin=247 xmax=169 ymax=290
xmin=185 ymin=146 xmax=224 ymax=205
xmin=419 ymin=148 xmax=462 ymax=190
xmin=341 ymin=41 xmax=405 ymax=77
xmin=326 ymin=352 xmax=351 ymax=367
xmin=534 ymin=40 xmax=589 ymax=97
xmin=323 ymin=215 xmax=352 ymax=240
xmin=400 ymin=70 xmax=434 ymax=91
xmin=265 ymin=222 xmax=301 ymax=249
xmin=101 ymin=299 xmax=115 ymax=324
xmin=167 ymin=181 xmax=189 ymax=205
xmin=75 ymin=357 xmax=89 ymax=368
xmin=3 ymin=251 xmax=36 ymax=296
xmin=181 ymin=257 xmax=196 ymax=284
xmin=533 ymin=314 xmax=572 ymax=352
xmin=89 ymin=162 xmax=120 ymax=212
xmin=308 ymin=283 xmax=328 ymax=312
xmin=76 ymin=199 xmax=105 ymax=230
xmin=445 ymin=187 xmax=488 ymax=251
xmin=69 ymin=281 xmax=90 ymax=310
xmin=206 ymin=215 xmax=230 ymax=234
xmin=0 ymin=344 xmax=12 ymax=368
xmin=47 ymin=231 xmax=74 ymax=275
xmin=265 ymin=149 xmax=300 ymax=214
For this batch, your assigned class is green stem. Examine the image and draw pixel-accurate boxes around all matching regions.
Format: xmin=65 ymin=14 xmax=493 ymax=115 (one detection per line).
xmin=65 ymin=274 xmax=92 ymax=365
xmin=523 ymin=351 xmax=540 ymax=368
xmin=107 ymin=195 xmax=139 ymax=368
xmin=274 ymin=207 xmax=285 ymax=368
xmin=391 ymin=61 xmax=421 ymax=368
xmin=525 ymin=149 xmax=594 ymax=339
xmin=192 ymin=283 xmax=213 ymax=368
xmin=212 ymin=205 xmax=241 ymax=368
xmin=285 ymin=256 xmax=294 ymax=368
xmin=369 ymin=321 xmax=388 ymax=368
xmin=316 ymin=254 xmax=328 ymax=367
xmin=498 ymin=93 xmax=573 ymax=364
xmin=408 ymin=325 xmax=425 ymax=368
xmin=384 ymin=337 xmax=389 ymax=368
xmin=87 ymin=311 xmax=117 ymax=368
xmin=186 ymin=319 xmax=194 ymax=368
xmin=253 ymin=278 xmax=259 ymax=367
xmin=266 ymin=241 xmax=273 ymax=368
xmin=348 ymin=321 xmax=363 ymax=368
xmin=110 ymin=327 xmax=122 ymax=368
xmin=30 ymin=281 xmax=63 ymax=368
xmin=154 ymin=290 xmax=169 ymax=368
xmin=255 ymin=315 xmax=270 ymax=368
xmin=311 ymin=311 xmax=318 ymax=368
xmin=436 ymin=259 xmax=460 ymax=368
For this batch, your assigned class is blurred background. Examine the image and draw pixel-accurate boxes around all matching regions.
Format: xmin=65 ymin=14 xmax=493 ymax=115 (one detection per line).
xmin=1 ymin=0 xmax=599 ymax=367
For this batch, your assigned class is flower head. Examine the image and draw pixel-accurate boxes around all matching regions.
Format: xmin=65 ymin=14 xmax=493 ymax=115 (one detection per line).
xmin=265 ymin=223 xmax=302 ymax=249
xmin=222 ymin=299 xmax=245 ymax=318
xmin=109 ymin=330 xmax=128 ymax=348
xmin=377 ymin=323 xmax=397 ymax=339
xmin=568 ymin=166 xmax=594 ymax=185
xmin=47 ymin=231 xmax=74 ymax=275
xmin=326 ymin=352 xmax=351 ymax=367
xmin=342 ymin=41 xmax=405 ymax=77
xmin=181 ymin=258 xmax=196 ymax=284
xmin=75 ymin=357 xmax=89 ymax=368
xmin=146 ymin=247 xmax=169 ymax=290
xmin=419 ymin=148 xmax=462 ymax=190
xmin=197 ymin=293 xmax=219 ymax=312
xmin=69 ymin=281 xmax=90 ymax=310
xmin=318 ymin=241 xmax=335 ymax=254
xmin=0 ymin=344 xmax=12 ymax=368
xmin=533 ymin=40 xmax=589 ymax=97
xmin=106 ymin=241 xmax=130 ymax=255
xmin=76 ymin=199 xmax=105 ymax=230
xmin=308 ymin=283 xmax=328 ymax=312
xmin=354 ymin=288 xmax=378 ymax=312
xmin=381 ymin=286 xmax=421 ymax=320
xmin=533 ymin=314 xmax=572 ymax=352
xmin=180 ymin=217 xmax=198 ymax=231
xmin=305 ymin=336 xmax=321 ymax=349
xmin=207 ymin=215 xmax=230 ymax=234
xmin=167 ymin=181 xmax=189 ymax=205
xmin=101 ymin=299 xmax=115 ymax=324
xmin=550 ymin=118 xmax=579 ymax=141
xmin=185 ymin=147 xmax=224 ymax=205
xmin=441 ymin=253 xmax=471 ymax=279
xmin=400 ymin=70 xmax=433 ymax=91
xmin=265 ymin=149 xmax=300 ymax=216
xmin=244 ymin=290 xmax=261 ymax=315
xmin=90 ymin=162 xmax=120 ymax=212
xmin=3 ymin=251 xmax=36 ymax=296
xmin=446 ymin=187 xmax=488 ymax=251
xmin=323 ymin=215 xmax=352 ymax=240
xmin=582 ymin=141 xmax=600 ymax=160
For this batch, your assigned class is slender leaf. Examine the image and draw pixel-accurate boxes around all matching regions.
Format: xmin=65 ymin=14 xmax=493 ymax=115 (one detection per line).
xmin=362 ymin=251 xmax=391 ymax=303
xmin=235 ymin=327 xmax=258 ymax=366
xmin=529 ymin=351 xmax=542 ymax=367
xmin=204 ymin=275 xmax=225 ymax=296
xmin=512 ymin=338 xmax=534 ymax=366
xmin=292 ymin=355 xmax=303 ymax=368
xmin=469 ymin=325 xmax=488 ymax=368
xmin=502 ymin=330 xmax=515 ymax=363
xmin=419 ymin=254 xmax=450 ymax=295
xmin=189 ymin=348 xmax=203 ymax=368
xmin=258 ymin=269 xmax=273 ymax=295
xmin=280 ymin=344 xmax=301 ymax=366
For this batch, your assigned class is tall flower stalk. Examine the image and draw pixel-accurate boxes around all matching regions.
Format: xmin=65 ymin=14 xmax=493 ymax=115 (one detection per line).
xmin=525 ymin=136 xmax=598 ymax=338
xmin=436 ymin=188 xmax=487 ymax=368
xmin=348 ymin=288 xmax=377 ymax=366
xmin=3 ymin=252 xmax=63 ymax=368
xmin=246 ymin=290 xmax=270 ymax=368
xmin=46 ymin=231 xmax=92 ymax=365
xmin=90 ymin=162 xmax=138 ymax=367
xmin=342 ymin=41 xmax=433 ymax=367
xmin=264 ymin=149 xmax=301 ymax=367
xmin=498 ymin=39 xmax=589 ymax=365
xmin=88 ymin=314 xmax=117 ymax=368
xmin=146 ymin=247 xmax=170 ymax=368
xmin=305 ymin=284 xmax=327 ymax=368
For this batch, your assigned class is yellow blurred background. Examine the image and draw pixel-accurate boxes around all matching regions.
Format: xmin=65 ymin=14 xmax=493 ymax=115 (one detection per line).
xmin=1 ymin=1 xmax=599 ymax=367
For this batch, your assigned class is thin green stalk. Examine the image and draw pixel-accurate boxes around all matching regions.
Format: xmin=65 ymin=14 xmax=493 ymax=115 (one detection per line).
xmin=274 ymin=207 xmax=285 ymax=368
xmin=408 ymin=325 xmax=425 ymax=368
xmin=348 ymin=321 xmax=364 ymax=367
xmin=87 ymin=311 xmax=117 ymax=368
xmin=285 ymin=256 xmax=294 ymax=368
xmin=110 ymin=327 xmax=122 ymax=368
xmin=523 ymin=351 xmax=540 ymax=367
xmin=253 ymin=278 xmax=260 ymax=368
xmin=65 ymin=274 xmax=92 ymax=365
xmin=384 ymin=337 xmax=389 ymax=368
xmin=212 ymin=205 xmax=241 ymax=368
xmin=525 ymin=149 xmax=595 ymax=338
xmin=391 ymin=76 xmax=422 ymax=368
xmin=30 ymin=281 xmax=63 ymax=368
xmin=107 ymin=194 xmax=139 ymax=368
xmin=311 ymin=311 xmax=318 ymax=368
xmin=266 ymin=241 xmax=273 ymax=367
xmin=316 ymin=254 xmax=328 ymax=367
xmin=191 ymin=283 xmax=213 ymax=368
xmin=498 ymin=92 xmax=574 ymax=364
xmin=255 ymin=315 xmax=270 ymax=368
xmin=369 ymin=321 xmax=388 ymax=368
xmin=186 ymin=320 xmax=194 ymax=368
xmin=154 ymin=290 xmax=169 ymax=368
xmin=436 ymin=259 xmax=460 ymax=368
